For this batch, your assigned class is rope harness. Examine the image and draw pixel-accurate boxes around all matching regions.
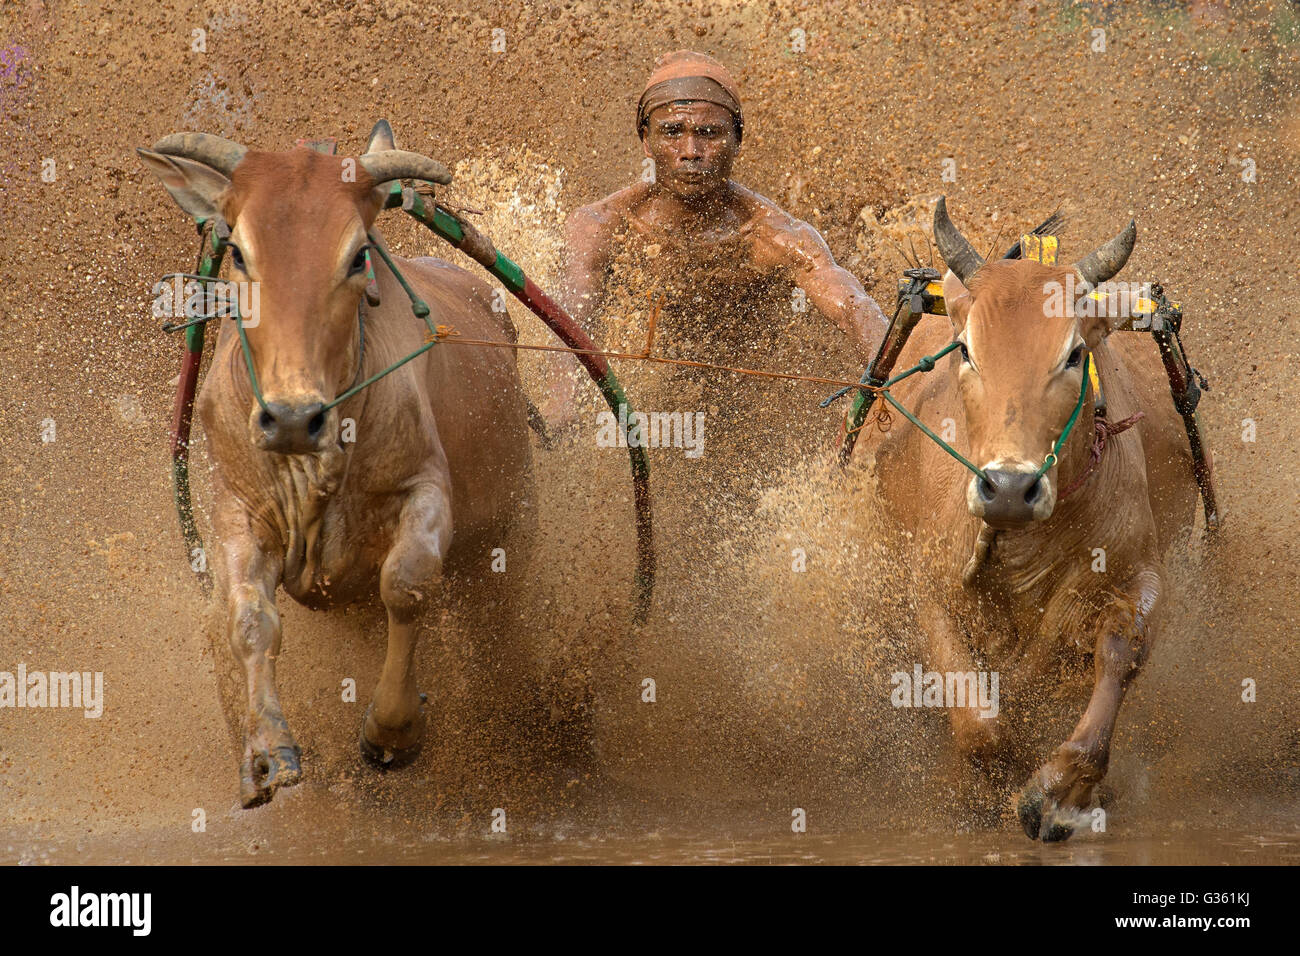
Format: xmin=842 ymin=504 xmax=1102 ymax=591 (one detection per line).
xmin=158 ymin=178 xmax=660 ymax=621
xmin=1057 ymin=410 xmax=1145 ymax=501
xmin=168 ymin=217 xmax=1094 ymax=504
xmin=157 ymin=176 xmax=1219 ymax=619
xmin=822 ymin=341 xmax=1095 ymax=487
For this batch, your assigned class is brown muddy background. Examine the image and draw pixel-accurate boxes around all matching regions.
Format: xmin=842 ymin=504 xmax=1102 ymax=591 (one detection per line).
xmin=1 ymin=0 xmax=1298 ymax=864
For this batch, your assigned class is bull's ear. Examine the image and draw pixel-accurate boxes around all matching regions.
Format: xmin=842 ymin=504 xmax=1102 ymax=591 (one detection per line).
xmin=136 ymin=147 xmax=230 ymax=221
xmin=942 ymin=269 xmax=971 ymax=333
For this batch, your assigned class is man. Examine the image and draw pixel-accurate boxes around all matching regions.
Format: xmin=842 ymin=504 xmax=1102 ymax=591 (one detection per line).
xmin=541 ymin=50 xmax=890 ymax=438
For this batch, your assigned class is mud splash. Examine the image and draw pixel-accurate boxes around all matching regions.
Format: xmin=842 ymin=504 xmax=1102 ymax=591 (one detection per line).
xmin=1 ymin=0 xmax=1299 ymax=863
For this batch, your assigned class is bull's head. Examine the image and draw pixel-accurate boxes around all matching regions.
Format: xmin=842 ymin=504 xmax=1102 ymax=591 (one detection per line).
xmin=932 ymin=198 xmax=1136 ymax=529
xmin=137 ymin=123 xmax=450 ymax=454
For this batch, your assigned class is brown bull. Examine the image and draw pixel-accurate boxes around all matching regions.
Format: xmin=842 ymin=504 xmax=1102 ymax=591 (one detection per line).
xmin=138 ymin=123 xmax=533 ymax=806
xmin=864 ymin=198 xmax=1199 ymax=840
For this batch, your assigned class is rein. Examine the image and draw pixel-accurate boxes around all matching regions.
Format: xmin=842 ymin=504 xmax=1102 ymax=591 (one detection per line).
xmin=822 ymin=344 xmax=1095 ymax=486
xmin=825 ymin=340 xmax=1101 ymax=590
xmin=1034 ymin=351 xmax=1093 ymax=480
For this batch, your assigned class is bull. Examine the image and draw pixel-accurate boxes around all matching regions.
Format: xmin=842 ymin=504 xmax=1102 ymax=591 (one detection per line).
xmin=863 ymin=198 xmax=1200 ymax=840
xmin=138 ymin=124 xmax=534 ymax=806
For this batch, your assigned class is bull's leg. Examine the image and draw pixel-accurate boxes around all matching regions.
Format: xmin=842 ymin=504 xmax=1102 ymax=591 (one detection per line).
xmin=361 ymin=480 xmax=452 ymax=768
xmin=1017 ymin=566 xmax=1163 ymax=842
xmin=220 ymin=531 xmax=300 ymax=808
xmin=922 ymin=604 xmax=1003 ymax=765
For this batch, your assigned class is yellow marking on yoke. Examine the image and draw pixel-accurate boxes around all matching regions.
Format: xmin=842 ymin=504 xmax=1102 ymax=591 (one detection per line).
xmin=1020 ymin=234 xmax=1058 ymax=265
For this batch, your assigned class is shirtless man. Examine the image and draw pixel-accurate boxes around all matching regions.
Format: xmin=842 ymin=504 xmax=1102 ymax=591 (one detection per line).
xmin=541 ymin=50 xmax=890 ymax=430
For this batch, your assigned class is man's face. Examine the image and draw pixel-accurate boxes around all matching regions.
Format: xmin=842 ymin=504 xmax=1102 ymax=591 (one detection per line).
xmin=641 ymin=101 xmax=739 ymax=201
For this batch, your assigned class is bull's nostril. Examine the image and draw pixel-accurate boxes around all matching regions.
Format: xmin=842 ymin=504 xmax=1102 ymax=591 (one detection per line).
xmin=258 ymin=409 xmax=275 ymax=432
xmin=1024 ymin=477 xmax=1043 ymax=504
xmin=307 ymin=411 xmax=325 ymax=438
xmin=978 ymin=477 xmax=996 ymax=502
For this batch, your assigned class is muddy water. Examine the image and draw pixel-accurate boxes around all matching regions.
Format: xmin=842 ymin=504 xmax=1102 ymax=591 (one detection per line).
xmin=2 ymin=0 xmax=1300 ymax=864
xmin=12 ymin=819 xmax=1300 ymax=866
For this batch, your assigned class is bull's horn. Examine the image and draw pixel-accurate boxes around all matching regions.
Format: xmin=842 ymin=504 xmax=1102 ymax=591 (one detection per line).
xmin=358 ymin=149 xmax=452 ymax=186
xmin=1073 ymin=220 xmax=1137 ymax=289
xmin=365 ymin=119 xmax=397 ymax=154
xmin=150 ymin=132 xmax=248 ymax=177
xmin=932 ymin=196 xmax=985 ymax=284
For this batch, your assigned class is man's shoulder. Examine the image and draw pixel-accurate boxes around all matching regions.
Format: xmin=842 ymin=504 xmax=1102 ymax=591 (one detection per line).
xmin=732 ymin=184 xmax=831 ymax=260
xmin=570 ymin=182 xmax=652 ymax=232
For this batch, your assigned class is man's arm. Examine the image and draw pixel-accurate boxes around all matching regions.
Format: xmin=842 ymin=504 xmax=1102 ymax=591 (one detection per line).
xmin=538 ymin=203 xmax=615 ymax=430
xmin=754 ymin=214 xmax=890 ymax=365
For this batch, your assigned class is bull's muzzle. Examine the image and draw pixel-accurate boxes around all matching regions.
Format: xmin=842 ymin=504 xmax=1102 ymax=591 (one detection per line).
xmin=968 ymin=466 xmax=1055 ymax=529
xmin=252 ymin=399 xmax=333 ymax=454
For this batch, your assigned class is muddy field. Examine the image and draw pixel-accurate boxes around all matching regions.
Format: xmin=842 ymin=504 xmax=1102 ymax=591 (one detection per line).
xmin=1 ymin=0 xmax=1299 ymax=864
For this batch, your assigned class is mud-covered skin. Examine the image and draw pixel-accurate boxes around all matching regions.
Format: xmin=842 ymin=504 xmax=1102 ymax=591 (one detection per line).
xmin=541 ymin=99 xmax=889 ymax=428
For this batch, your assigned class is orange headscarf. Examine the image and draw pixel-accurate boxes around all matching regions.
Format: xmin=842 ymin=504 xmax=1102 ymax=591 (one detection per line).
xmin=636 ymin=50 xmax=743 ymax=142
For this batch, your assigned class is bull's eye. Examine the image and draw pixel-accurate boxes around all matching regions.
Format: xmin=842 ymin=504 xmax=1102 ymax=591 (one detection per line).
xmin=1065 ymin=345 xmax=1085 ymax=369
xmin=958 ymin=342 xmax=970 ymax=364
xmin=228 ymin=244 xmax=246 ymax=272
xmin=348 ymin=247 xmax=368 ymax=277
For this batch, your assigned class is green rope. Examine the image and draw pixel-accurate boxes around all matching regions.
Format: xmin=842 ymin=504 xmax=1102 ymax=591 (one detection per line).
xmin=322 ymin=338 xmax=437 ymax=411
xmin=850 ymin=344 xmax=1093 ymax=485
xmin=881 ymin=340 xmax=961 ymax=390
xmin=214 ymin=231 xmax=445 ymax=414
xmin=872 ymin=342 xmax=987 ymax=480
xmin=364 ymin=234 xmax=431 ymax=322
xmin=234 ymin=309 xmax=271 ymax=413
xmin=1035 ymin=351 xmax=1092 ymax=478
xmin=317 ymin=234 xmax=442 ymax=412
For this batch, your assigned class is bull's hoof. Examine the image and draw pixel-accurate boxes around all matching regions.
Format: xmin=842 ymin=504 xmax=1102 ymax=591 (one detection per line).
xmin=1017 ymin=781 xmax=1045 ymax=839
xmin=239 ymin=743 xmax=303 ymax=808
xmin=1016 ymin=779 xmax=1078 ymax=843
xmin=359 ymin=701 xmax=425 ymax=771
xmin=1042 ymin=819 xmax=1075 ymax=843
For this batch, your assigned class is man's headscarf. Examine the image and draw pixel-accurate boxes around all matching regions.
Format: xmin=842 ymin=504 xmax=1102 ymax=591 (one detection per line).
xmin=636 ymin=50 xmax=743 ymax=143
